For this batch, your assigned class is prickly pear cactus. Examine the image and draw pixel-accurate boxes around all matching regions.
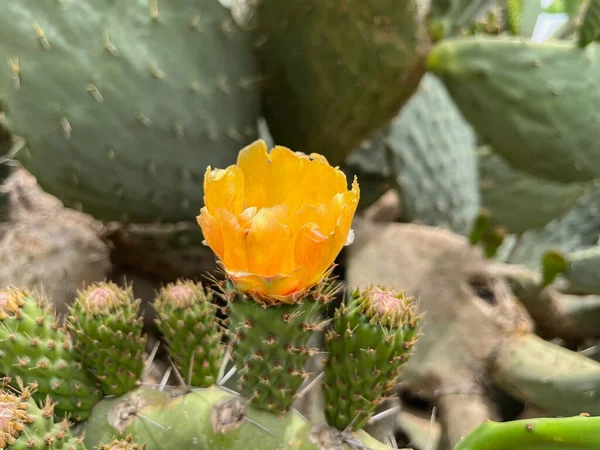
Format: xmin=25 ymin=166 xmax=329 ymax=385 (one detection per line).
xmin=226 ymin=283 xmax=328 ymax=415
xmin=428 ymin=36 xmax=600 ymax=183
xmin=154 ymin=281 xmax=223 ymax=388
xmin=0 ymin=0 xmax=260 ymax=222
xmin=386 ymin=73 xmax=480 ymax=235
xmin=478 ymin=148 xmax=588 ymax=233
xmin=0 ymin=387 xmax=86 ymax=450
xmin=83 ymin=386 xmax=392 ymax=450
xmin=0 ymin=288 xmax=101 ymax=421
xmin=246 ymin=0 xmax=429 ymax=166
xmin=323 ymin=287 xmax=419 ymax=431
xmin=67 ymin=283 xmax=147 ymax=396
xmin=455 ymin=414 xmax=600 ymax=449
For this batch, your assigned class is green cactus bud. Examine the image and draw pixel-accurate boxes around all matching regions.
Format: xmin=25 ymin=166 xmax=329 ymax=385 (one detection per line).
xmin=0 ymin=288 xmax=101 ymax=421
xmin=154 ymin=281 xmax=223 ymax=388
xmin=323 ymin=286 xmax=420 ymax=431
xmin=226 ymin=282 xmax=331 ymax=415
xmin=67 ymin=282 xmax=147 ymax=396
xmin=0 ymin=386 xmax=86 ymax=449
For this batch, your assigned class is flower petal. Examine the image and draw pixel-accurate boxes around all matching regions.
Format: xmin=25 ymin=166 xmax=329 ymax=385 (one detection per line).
xmin=294 ymin=223 xmax=333 ymax=288
xmin=246 ymin=207 xmax=294 ymax=276
xmin=237 ymin=139 xmax=270 ymax=209
xmin=214 ymin=208 xmax=249 ymax=272
xmin=268 ymin=146 xmax=309 ymax=208
xmin=300 ymin=158 xmax=349 ymax=205
xmin=203 ymin=165 xmax=245 ymax=215
xmin=197 ymin=207 xmax=224 ymax=259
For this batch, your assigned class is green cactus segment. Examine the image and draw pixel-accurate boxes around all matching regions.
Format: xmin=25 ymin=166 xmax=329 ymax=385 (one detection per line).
xmin=469 ymin=209 xmax=491 ymax=245
xmin=0 ymin=387 xmax=86 ymax=450
xmin=154 ymin=281 xmax=223 ymax=388
xmin=541 ymin=250 xmax=568 ymax=287
xmin=227 ymin=293 xmax=325 ymax=414
xmin=386 ymin=74 xmax=480 ymax=236
xmin=83 ymin=387 xmax=392 ymax=450
xmin=323 ymin=287 xmax=419 ymax=431
xmin=491 ymin=334 xmax=600 ymax=416
xmin=0 ymin=0 xmax=260 ymax=222
xmin=478 ymin=148 xmax=588 ymax=234
xmin=0 ymin=288 xmax=101 ymax=421
xmin=580 ymin=0 xmax=600 ymax=47
xmin=507 ymin=185 xmax=600 ymax=270
xmin=563 ymin=247 xmax=600 ymax=295
xmin=67 ymin=283 xmax=147 ymax=396
xmin=428 ymin=36 xmax=600 ymax=183
xmin=455 ymin=414 xmax=600 ymax=450
xmin=251 ymin=0 xmax=428 ymax=166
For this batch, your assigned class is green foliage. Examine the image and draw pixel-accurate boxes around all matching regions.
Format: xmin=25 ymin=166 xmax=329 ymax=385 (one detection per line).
xmin=0 ymin=0 xmax=260 ymax=222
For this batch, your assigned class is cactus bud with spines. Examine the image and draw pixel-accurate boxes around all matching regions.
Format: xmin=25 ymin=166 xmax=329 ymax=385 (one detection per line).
xmin=0 ymin=386 xmax=86 ymax=450
xmin=67 ymin=282 xmax=147 ymax=396
xmin=154 ymin=281 xmax=223 ymax=388
xmin=323 ymin=286 xmax=420 ymax=431
xmin=0 ymin=288 xmax=101 ymax=421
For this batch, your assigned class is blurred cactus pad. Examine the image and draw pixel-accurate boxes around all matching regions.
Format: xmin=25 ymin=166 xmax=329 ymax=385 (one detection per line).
xmin=0 ymin=0 xmax=261 ymax=222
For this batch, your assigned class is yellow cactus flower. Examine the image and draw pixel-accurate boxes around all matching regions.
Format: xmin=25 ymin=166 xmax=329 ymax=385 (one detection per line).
xmin=197 ymin=140 xmax=360 ymax=303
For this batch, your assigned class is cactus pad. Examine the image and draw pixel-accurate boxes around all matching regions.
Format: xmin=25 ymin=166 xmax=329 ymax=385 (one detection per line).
xmin=428 ymin=36 xmax=600 ymax=183
xmin=67 ymin=283 xmax=147 ymax=396
xmin=386 ymin=73 xmax=480 ymax=235
xmin=0 ymin=0 xmax=260 ymax=222
xmin=0 ymin=288 xmax=101 ymax=421
xmin=323 ymin=287 xmax=420 ymax=431
xmin=154 ymin=281 xmax=223 ymax=388
xmin=248 ymin=0 xmax=428 ymax=166
xmin=478 ymin=148 xmax=588 ymax=233
xmin=227 ymin=289 xmax=327 ymax=414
